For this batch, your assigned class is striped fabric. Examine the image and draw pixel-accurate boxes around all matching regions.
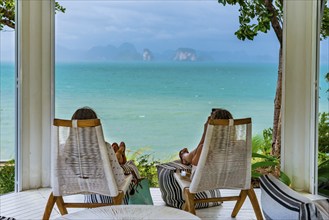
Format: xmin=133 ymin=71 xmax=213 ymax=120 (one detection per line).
xmin=85 ymin=160 xmax=140 ymax=204
xmin=0 ymin=217 xmax=16 ymax=220
xmin=260 ymin=175 xmax=326 ymax=220
xmin=156 ymin=161 xmax=222 ymax=209
xmin=314 ymin=199 xmax=329 ymax=219
xmin=121 ymin=160 xmax=141 ymax=179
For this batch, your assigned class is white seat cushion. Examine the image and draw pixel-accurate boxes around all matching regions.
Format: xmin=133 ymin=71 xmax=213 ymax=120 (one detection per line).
xmin=260 ymin=175 xmax=326 ymax=220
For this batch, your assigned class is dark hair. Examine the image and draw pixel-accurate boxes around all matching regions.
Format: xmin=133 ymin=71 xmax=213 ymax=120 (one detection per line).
xmin=71 ymin=107 xmax=98 ymax=120
xmin=211 ymin=108 xmax=233 ymax=120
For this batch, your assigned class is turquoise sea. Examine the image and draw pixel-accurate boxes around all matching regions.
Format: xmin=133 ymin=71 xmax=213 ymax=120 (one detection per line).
xmin=1 ymin=62 xmax=328 ymax=160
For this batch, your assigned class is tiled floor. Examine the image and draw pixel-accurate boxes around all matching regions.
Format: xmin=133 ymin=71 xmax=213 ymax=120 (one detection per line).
xmin=0 ymin=188 xmax=261 ymax=220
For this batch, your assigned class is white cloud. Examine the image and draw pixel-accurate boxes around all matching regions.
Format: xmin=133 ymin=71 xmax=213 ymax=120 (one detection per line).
xmin=55 ymin=0 xmax=276 ymax=54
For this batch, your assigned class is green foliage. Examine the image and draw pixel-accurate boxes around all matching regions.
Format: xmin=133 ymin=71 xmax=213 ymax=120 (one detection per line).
xmin=252 ymin=128 xmax=291 ymax=186
xmin=318 ymin=112 xmax=329 ymax=158
xmin=252 ymin=152 xmax=291 ymax=186
xmin=318 ymin=152 xmax=329 ymax=165
xmin=0 ymin=0 xmax=65 ymax=30
xmin=0 ymin=0 xmax=15 ymax=30
xmin=318 ymin=110 xmax=329 ymax=196
xmin=217 ymin=0 xmax=328 ymax=40
xmin=321 ymin=3 xmax=329 ymax=40
xmin=0 ymin=159 xmax=15 ymax=194
xmin=55 ymin=2 xmax=66 ymax=14
xmin=252 ymin=127 xmax=272 ymax=154
xmin=218 ymin=0 xmax=282 ymax=41
xmin=318 ymin=159 xmax=329 ymax=196
xmin=134 ymin=154 xmax=160 ymax=187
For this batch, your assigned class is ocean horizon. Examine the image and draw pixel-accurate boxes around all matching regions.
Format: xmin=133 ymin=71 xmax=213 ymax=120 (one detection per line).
xmin=1 ymin=61 xmax=328 ymax=160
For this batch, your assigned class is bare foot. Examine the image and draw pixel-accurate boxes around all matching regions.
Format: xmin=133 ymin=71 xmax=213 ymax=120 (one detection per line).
xmin=179 ymin=148 xmax=190 ymax=165
xmin=117 ymin=142 xmax=127 ymax=165
xmin=112 ymin=142 xmax=119 ymax=153
xmin=116 ymin=151 xmax=124 ymax=164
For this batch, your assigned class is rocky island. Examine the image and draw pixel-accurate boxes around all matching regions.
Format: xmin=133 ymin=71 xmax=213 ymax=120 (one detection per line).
xmin=173 ymin=48 xmax=197 ymax=61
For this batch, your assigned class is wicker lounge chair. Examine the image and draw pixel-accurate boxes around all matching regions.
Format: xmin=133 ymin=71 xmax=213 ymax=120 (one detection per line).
xmin=173 ymin=118 xmax=263 ymax=219
xmin=42 ymin=119 xmax=132 ymax=220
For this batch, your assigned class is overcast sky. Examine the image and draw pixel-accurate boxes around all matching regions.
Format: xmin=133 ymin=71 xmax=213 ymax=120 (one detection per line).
xmin=55 ymin=0 xmax=279 ymax=56
xmin=1 ymin=0 xmax=328 ymax=62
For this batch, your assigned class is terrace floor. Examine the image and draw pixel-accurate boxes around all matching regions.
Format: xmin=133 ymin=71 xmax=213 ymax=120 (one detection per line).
xmin=0 ymin=188 xmax=261 ymax=220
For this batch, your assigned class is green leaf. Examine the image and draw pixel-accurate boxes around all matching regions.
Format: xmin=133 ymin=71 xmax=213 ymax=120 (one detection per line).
xmin=0 ymin=0 xmax=65 ymax=30
xmin=0 ymin=159 xmax=15 ymax=194
xmin=279 ymin=171 xmax=291 ymax=186
xmin=252 ymin=161 xmax=278 ymax=169
xmin=252 ymin=152 xmax=276 ymax=161
xmin=251 ymin=171 xmax=262 ymax=178
xmin=218 ymin=0 xmax=227 ymax=6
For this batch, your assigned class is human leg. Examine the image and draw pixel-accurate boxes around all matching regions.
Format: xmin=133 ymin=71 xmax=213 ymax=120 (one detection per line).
xmin=119 ymin=142 xmax=127 ymax=165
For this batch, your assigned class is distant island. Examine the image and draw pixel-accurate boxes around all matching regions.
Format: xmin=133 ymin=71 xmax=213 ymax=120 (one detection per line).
xmin=55 ymin=42 xmax=277 ymax=63
xmin=143 ymin=48 xmax=154 ymax=61
xmin=56 ymin=42 xmax=211 ymax=62
xmin=174 ymin=48 xmax=197 ymax=61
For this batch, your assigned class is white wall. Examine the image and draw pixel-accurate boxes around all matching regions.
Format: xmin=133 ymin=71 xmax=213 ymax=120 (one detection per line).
xmin=17 ymin=0 xmax=54 ymax=190
xmin=282 ymin=0 xmax=320 ymax=193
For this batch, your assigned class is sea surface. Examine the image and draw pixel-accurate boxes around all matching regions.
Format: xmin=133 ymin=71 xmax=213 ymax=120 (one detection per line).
xmin=1 ymin=62 xmax=328 ymax=160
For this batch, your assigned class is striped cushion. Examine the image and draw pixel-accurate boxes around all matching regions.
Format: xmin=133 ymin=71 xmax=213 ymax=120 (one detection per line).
xmin=314 ymin=199 xmax=329 ymax=219
xmin=156 ymin=160 xmax=222 ymax=209
xmin=260 ymin=175 xmax=324 ymax=220
xmin=0 ymin=217 xmax=16 ymax=220
xmin=121 ymin=160 xmax=141 ymax=179
xmin=85 ymin=160 xmax=140 ymax=204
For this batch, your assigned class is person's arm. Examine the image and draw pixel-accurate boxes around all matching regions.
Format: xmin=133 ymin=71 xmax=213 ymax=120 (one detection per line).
xmin=197 ymin=116 xmax=210 ymax=147
xmin=190 ymin=116 xmax=210 ymax=166
xmin=191 ymin=143 xmax=203 ymax=166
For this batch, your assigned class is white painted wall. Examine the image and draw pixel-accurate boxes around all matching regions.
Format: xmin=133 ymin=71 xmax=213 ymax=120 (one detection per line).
xmin=282 ymin=0 xmax=320 ymax=193
xmin=16 ymin=0 xmax=54 ymax=190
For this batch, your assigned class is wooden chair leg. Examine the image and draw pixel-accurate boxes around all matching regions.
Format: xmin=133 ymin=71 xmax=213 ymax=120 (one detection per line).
xmin=55 ymin=195 xmax=68 ymax=215
xmin=184 ymin=188 xmax=196 ymax=215
xmin=42 ymin=192 xmax=57 ymax=220
xmin=247 ymin=188 xmax=264 ymax=220
xmin=113 ymin=191 xmax=124 ymax=205
xmin=231 ymin=189 xmax=248 ymax=218
xmin=182 ymin=202 xmax=188 ymax=211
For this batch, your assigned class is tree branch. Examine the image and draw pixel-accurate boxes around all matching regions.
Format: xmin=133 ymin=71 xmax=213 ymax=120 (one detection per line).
xmin=0 ymin=7 xmax=15 ymax=20
xmin=0 ymin=19 xmax=15 ymax=29
xmin=264 ymin=0 xmax=282 ymax=45
xmin=0 ymin=6 xmax=15 ymax=29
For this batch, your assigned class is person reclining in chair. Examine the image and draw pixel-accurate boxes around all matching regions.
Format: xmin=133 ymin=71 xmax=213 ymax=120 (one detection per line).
xmin=179 ymin=108 xmax=233 ymax=166
xmin=71 ymin=106 xmax=129 ymax=185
